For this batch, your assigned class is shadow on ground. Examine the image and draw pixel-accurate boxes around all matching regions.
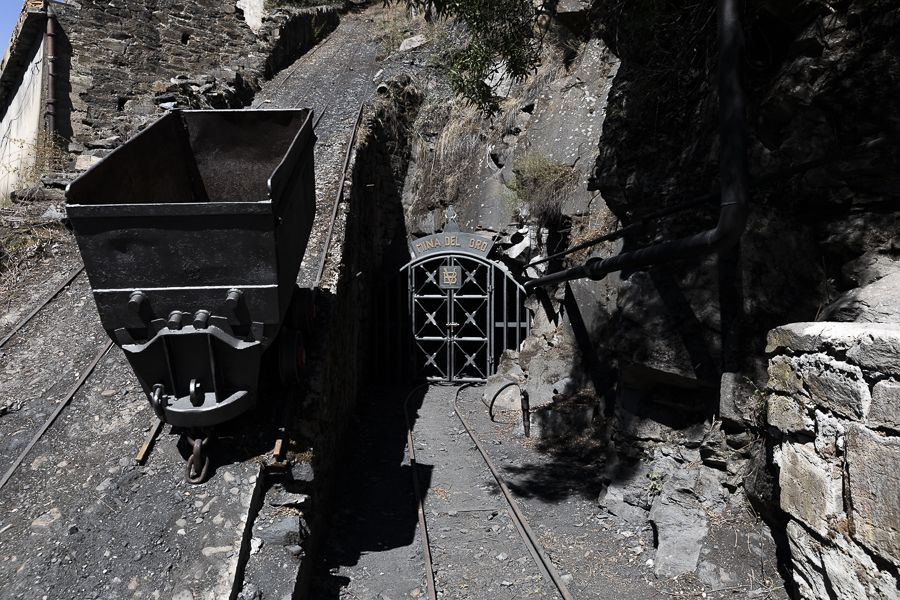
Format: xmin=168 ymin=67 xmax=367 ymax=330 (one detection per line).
xmin=311 ymin=385 xmax=431 ymax=598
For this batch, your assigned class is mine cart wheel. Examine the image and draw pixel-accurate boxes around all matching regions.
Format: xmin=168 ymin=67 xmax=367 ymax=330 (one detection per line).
xmin=277 ymin=329 xmax=306 ymax=386
xmin=185 ymin=435 xmax=211 ymax=485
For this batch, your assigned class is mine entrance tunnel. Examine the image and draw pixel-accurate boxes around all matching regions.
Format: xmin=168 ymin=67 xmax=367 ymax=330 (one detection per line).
xmin=402 ymin=250 xmax=530 ymax=383
xmin=370 ymin=226 xmax=532 ymax=385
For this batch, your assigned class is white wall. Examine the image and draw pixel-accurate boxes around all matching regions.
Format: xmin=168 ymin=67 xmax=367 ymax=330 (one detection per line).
xmin=0 ymin=40 xmax=45 ymax=202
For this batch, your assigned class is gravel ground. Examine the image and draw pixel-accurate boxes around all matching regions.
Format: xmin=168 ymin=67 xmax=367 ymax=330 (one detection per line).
xmin=0 ymin=350 xmax=269 ymax=599
xmin=0 ymin=9 xmax=401 ymax=600
xmin=456 ymin=387 xmax=790 ymax=600
xmin=253 ymin=4 xmax=389 ymax=288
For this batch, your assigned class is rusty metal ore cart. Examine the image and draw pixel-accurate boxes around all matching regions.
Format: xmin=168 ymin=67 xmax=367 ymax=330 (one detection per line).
xmin=66 ymin=109 xmax=316 ymax=472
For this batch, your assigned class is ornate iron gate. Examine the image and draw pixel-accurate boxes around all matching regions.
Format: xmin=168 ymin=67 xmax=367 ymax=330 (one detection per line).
xmin=405 ymin=252 xmax=530 ymax=382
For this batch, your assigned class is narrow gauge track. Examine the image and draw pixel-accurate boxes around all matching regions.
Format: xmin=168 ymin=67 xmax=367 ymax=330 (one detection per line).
xmin=0 ymin=265 xmax=109 ymax=493
xmin=314 ymin=102 xmax=364 ymax=287
xmin=404 ymin=384 xmax=575 ymax=600
xmin=0 ymin=339 xmax=113 ymax=491
xmin=0 ymin=265 xmax=84 ymax=348
xmin=2 ymin=100 xmax=367 ymax=491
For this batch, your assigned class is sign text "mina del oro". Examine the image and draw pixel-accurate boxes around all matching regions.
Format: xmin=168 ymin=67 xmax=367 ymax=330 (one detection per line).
xmin=409 ymin=232 xmax=494 ymax=260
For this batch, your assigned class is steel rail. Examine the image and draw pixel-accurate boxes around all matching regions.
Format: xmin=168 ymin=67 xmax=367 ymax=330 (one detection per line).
xmin=313 ymin=103 xmax=365 ymax=288
xmin=452 ymin=384 xmax=575 ymax=600
xmin=0 ymin=339 xmax=114 ymax=491
xmin=0 ymin=266 xmax=85 ymax=348
xmin=403 ymin=383 xmax=438 ymax=600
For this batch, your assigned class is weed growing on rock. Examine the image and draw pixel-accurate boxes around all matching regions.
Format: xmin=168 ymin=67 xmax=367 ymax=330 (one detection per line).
xmin=408 ymin=98 xmax=485 ymax=219
xmin=1 ymin=131 xmax=68 ymax=206
xmin=508 ymin=153 xmax=576 ymax=227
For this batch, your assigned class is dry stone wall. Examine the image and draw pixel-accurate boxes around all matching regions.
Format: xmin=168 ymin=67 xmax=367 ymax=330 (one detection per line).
xmin=50 ymin=1 xmax=340 ymax=165
xmin=766 ymin=322 xmax=900 ymax=599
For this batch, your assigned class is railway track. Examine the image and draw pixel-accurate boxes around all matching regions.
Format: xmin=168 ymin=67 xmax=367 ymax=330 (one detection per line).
xmin=404 ymin=384 xmax=575 ymax=600
xmin=1 ymin=7 xmax=390 ymax=599
xmin=0 ymin=265 xmax=84 ymax=348
xmin=0 ymin=94 xmax=362 ymax=491
xmin=0 ymin=265 xmax=108 ymax=491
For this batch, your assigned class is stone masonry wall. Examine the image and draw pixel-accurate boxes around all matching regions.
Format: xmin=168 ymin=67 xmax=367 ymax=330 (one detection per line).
xmin=766 ymin=322 xmax=900 ymax=599
xmin=49 ymin=1 xmax=340 ymax=169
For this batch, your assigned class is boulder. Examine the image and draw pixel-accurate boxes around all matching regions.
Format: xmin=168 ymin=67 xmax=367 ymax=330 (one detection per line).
xmin=869 ymin=379 xmax=900 ymax=431
xmin=823 ymin=271 xmax=900 ymax=324
xmin=767 ymin=394 xmax=813 ymax=435
xmin=483 ymin=351 xmax=525 ymax=412
xmin=398 ymin=34 xmax=428 ymax=53
xmin=649 ymin=470 xmax=709 ymax=578
xmin=776 ymin=442 xmax=843 ymax=536
xmin=718 ymin=372 xmax=760 ymax=430
xmin=845 ymin=424 xmax=900 ymax=564
xmin=524 ymin=338 xmax=577 ymax=410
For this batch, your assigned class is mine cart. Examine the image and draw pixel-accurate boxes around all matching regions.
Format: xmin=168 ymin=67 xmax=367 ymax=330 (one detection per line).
xmin=66 ymin=109 xmax=316 ymax=475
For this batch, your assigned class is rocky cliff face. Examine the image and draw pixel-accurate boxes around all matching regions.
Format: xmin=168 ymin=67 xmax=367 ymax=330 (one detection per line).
xmin=401 ymin=0 xmax=898 ymax=594
xmin=589 ymin=0 xmax=899 ymax=380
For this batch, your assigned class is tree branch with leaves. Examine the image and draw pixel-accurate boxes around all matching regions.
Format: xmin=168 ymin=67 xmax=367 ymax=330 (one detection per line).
xmin=392 ymin=0 xmax=556 ymax=113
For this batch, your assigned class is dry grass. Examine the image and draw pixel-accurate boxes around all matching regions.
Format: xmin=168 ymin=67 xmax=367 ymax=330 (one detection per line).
xmin=507 ymin=152 xmax=577 ymax=226
xmin=0 ymin=132 xmax=69 ymax=276
xmin=2 ymin=131 xmax=68 ymax=206
xmin=405 ymin=35 xmax=574 ymax=223
xmin=565 ymin=209 xmax=620 ymax=262
xmin=376 ymin=3 xmax=415 ymax=59
xmin=0 ymin=222 xmax=63 ymax=278
xmin=407 ymin=99 xmax=485 ymax=218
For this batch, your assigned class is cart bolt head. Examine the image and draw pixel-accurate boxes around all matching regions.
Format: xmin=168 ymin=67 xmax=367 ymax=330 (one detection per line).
xmin=128 ymin=290 xmax=146 ymax=312
xmin=193 ymin=310 xmax=210 ymax=329
xmin=167 ymin=311 xmax=184 ymax=330
xmin=225 ymin=288 xmax=243 ymax=312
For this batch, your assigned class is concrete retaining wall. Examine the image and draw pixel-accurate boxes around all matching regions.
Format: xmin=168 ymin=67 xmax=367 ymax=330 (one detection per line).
xmin=766 ymin=322 xmax=900 ymax=598
xmin=0 ymin=36 xmax=43 ymax=200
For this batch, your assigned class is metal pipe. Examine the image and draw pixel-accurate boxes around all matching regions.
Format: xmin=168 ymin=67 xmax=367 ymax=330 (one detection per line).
xmin=525 ymin=0 xmax=748 ymax=290
xmin=44 ymin=9 xmax=57 ymax=135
